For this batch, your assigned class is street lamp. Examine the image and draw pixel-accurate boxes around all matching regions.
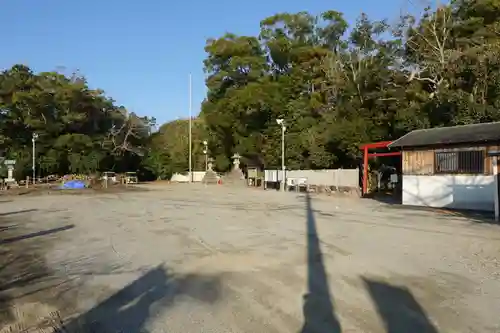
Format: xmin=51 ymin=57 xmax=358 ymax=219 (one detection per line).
xmin=203 ymin=140 xmax=208 ymax=171
xmin=32 ymin=133 xmax=38 ymax=184
xmin=276 ymin=118 xmax=286 ymax=192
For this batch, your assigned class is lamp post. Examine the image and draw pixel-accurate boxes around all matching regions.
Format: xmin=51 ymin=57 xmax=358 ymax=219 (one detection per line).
xmin=32 ymin=133 xmax=38 ymax=184
xmin=276 ymin=119 xmax=286 ymax=192
xmin=188 ymin=74 xmax=193 ymax=183
xmin=203 ymin=140 xmax=208 ymax=171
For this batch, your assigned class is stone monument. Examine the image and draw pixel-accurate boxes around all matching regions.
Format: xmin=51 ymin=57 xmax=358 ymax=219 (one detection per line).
xmin=202 ymin=157 xmax=219 ymax=184
xmin=223 ymin=153 xmax=246 ymax=186
xmin=4 ymin=159 xmax=17 ymax=186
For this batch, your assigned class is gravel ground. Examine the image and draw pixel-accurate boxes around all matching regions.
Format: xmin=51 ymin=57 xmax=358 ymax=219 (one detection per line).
xmin=1 ymin=183 xmax=499 ymax=333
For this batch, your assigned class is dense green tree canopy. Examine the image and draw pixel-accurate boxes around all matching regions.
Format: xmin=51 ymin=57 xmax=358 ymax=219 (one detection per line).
xmin=4 ymin=1 xmax=500 ymax=180
xmin=0 ymin=65 xmax=154 ymax=179
xmin=193 ymin=0 xmax=500 ymax=171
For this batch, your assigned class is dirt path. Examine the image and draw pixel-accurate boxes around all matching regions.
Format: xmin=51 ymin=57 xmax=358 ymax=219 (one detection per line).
xmin=0 ymin=184 xmax=499 ymax=332
xmin=0 ymin=207 xmax=79 ymax=332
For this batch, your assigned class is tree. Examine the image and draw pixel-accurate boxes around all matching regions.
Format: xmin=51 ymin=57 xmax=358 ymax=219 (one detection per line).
xmin=195 ymin=3 xmax=500 ymax=172
xmin=0 ymin=65 xmax=154 ymax=178
xmin=6 ymin=3 xmax=500 ymax=179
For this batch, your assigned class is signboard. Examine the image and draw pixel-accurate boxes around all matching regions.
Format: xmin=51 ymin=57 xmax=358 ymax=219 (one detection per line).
xmin=390 ymin=174 xmax=398 ymax=183
xmin=248 ymin=168 xmax=258 ymax=178
xmin=4 ymin=160 xmax=16 ymax=165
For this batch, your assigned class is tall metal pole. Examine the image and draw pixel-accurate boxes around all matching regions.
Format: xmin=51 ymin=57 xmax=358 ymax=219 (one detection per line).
xmin=188 ymin=74 xmax=192 ymax=183
xmin=203 ymin=140 xmax=208 ymax=171
xmin=32 ymin=133 xmax=37 ymax=184
xmin=281 ymin=124 xmax=285 ymax=192
xmin=494 ymin=156 xmax=499 ymax=222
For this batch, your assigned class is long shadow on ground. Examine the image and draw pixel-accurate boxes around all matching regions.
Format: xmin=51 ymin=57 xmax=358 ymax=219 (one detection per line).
xmin=1 ymin=206 xmax=223 ymax=332
xmin=300 ymin=193 xmax=341 ymax=333
xmin=368 ymin=194 xmax=499 ymax=226
xmin=0 ymin=209 xmax=38 ymax=217
xmin=0 ymin=215 xmax=71 ymax=328
xmin=0 ymin=224 xmax=74 ymax=245
xmin=58 ymin=265 xmax=223 ymax=333
xmin=363 ymin=278 xmax=439 ymax=333
xmin=299 ymin=194 xmax=440 ymax=333
xmin=380 ymin=202 xmax=499 ymax=225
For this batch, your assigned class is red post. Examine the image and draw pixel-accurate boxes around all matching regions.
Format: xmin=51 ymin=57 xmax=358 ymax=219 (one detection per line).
xmin=363 ymin=146 xmax=368 ymax=196
xmin=359 ymin=140 xmax=400 ymax=196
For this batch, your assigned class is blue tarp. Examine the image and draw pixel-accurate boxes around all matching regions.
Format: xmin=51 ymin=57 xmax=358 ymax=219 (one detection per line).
xmin=60 ymin=180 xmax=86 ymax=189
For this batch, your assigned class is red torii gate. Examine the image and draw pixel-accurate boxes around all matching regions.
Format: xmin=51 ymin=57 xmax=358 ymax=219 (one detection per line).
xmin=360 ymin=141 xmax=401 ymax=195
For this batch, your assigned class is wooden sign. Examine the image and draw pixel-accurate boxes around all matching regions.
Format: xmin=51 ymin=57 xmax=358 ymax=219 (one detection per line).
xmin=248 ymin=168 xmax=257 ymax=178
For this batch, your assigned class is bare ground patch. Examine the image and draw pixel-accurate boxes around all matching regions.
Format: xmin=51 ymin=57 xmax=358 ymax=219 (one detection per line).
xmin=0 ymin=185 xmax=499 ymax=332
xmin=0 ymin=212 xmax=79 ymax=332
xmin=0 ymin=185 xmax=149 ymax=198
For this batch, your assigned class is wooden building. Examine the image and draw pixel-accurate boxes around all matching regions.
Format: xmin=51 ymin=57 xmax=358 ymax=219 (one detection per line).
xmin=388 ymin=122 xmax=500 ymax=212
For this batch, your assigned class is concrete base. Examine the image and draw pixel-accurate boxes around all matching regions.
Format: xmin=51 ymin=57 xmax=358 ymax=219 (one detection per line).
xmin=223 ymin=168 xmax=246 ymax=186
xmin=202 ymin=170 xmax=219 ymax=185
xmin=4 ymin=178 xmax=18 ymax=187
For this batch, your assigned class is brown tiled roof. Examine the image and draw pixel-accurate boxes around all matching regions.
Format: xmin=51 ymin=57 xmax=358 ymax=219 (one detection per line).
xmin=389 ymin=122 xmax=500 ymax=148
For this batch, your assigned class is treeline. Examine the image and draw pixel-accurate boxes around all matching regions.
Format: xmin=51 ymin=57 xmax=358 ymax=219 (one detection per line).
xmin=149 ymin=0 xmax=500 ymax=177
xmin=0 ymin=65 xmax=155 ymax=179
xmin=3 ymin=1 xmax=500 ymax=181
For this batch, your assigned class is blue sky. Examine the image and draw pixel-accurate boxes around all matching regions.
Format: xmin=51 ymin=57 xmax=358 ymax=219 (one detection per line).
xmin=0 ymin=0 xmax=417 ymax=125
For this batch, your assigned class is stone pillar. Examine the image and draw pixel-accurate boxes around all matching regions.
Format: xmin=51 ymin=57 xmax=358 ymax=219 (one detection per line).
xmin=7 ymin=166 xmax=13 ymax=181
xmin=225 ymin=153 xmax=246 ymax=186
xmin=4 ymin=160 xmax=16 ymax=184
xmin=232 ymin=153 xmax=241 ymax=171
xmin=202 ymin=157 xmax=219 ymax=184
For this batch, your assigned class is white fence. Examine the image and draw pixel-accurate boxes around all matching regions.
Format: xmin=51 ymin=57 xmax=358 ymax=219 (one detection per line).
xmin=264 ymin=169 xmax=359 ymax=188
xmin=170 ymin=171 xmax=208 ymax=182
xmin=169 ymin=168 xmax=360 ymax=189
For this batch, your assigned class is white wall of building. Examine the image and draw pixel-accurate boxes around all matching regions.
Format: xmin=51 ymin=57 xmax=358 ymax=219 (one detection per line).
xmin=403 ymin=175 xmax=495 ymax=211
xmin=170 ymin=171 xmax=208 ymax=182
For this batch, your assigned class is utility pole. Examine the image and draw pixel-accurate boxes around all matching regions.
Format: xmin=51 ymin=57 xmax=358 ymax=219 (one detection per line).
xmin=188 ymin=74 xmax=193 ymax=183
xmin=32 ymin=133 xmax=38 ymax=184
xmin=276 ymin=119 xmax=286 ymax=192
xmin=281 ymin=123 xmax=285 ymax=192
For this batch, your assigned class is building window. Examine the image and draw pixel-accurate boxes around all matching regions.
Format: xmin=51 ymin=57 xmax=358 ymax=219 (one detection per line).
xmin=435 ymin=150 xmax=484 ymax=174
